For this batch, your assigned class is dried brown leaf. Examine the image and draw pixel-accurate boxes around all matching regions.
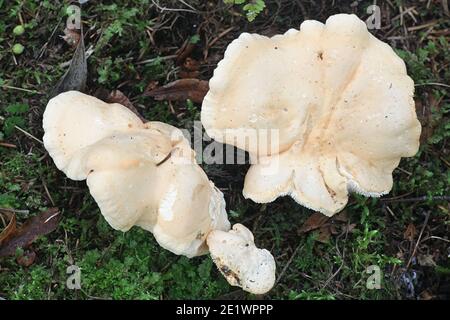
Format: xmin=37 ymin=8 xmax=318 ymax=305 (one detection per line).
xmin=145 ymin=81 xmax=159 ymax=92
xmin=179 ymin=70 xmax=200 ymax=79
xmin=144 ymin=79 xmax=209 ymax=104
xmin=16 ymin=250 xmax=36 ymax=267
xmin=403 ymin=223 xmax=416 ymax=241
xmin=317 ymin=226 xmax=331 ymax=243
xmin=106 ymin=90 xmax=146 ymax=122
xmin=0 ymin=208 xmax=60 ymax=257
xmin=0 ymin=214 xmax=16 ymax=245
xmin=176 ymin=41 xmax=196 ymax=65
xmin=183 ymin=57 xmax=200 ymax=71
xmin=332 ymin=211 xmax=348 ymax=222
xmin=298 ymin=212 xmax=330 ymax=234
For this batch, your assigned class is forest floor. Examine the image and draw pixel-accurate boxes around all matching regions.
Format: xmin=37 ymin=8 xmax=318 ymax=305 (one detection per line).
xmin=0 ymin=0 xmax=449 ymax=300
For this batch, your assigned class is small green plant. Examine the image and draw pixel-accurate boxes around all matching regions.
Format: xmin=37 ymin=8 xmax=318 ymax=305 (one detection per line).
xmin=13 ymin=25 xmax=25 ymax=36
xmin=2 ymin=103 xmax=29 ymax=136
xmin=224 ymin=0 xmax=266 ymax=22
xmin=12 ymin=43 xmax=24 ymax=55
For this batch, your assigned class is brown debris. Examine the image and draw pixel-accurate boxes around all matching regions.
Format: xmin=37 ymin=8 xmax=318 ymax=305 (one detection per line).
xmin=144 ymin=79 xmax=209 ymax=104
xmin=298 ymin=212 xmax=330 ymax=234
xmin=105 ymin=89 xmax=147 ymax=122
xmin=0 ymin=208 xmax=61 ymax=257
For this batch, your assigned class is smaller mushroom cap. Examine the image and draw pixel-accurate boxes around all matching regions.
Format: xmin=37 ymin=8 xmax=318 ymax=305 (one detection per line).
xmin=207 ymin=224 xmax=276 ymax=294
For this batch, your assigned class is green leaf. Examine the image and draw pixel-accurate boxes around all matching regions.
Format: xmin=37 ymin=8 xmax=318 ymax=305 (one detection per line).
xmin=6 ymin=103 xmax=29 ymax=115
xmin=3 ymin=116 xmax=26 ymax=136
xmin=189 ymin=34 xmax=200 ymax=44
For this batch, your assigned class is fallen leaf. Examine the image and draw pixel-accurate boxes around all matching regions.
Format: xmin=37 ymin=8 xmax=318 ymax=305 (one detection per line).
xmin=329 ymin=224 xmax=340 ymax=235
xmin=344 ymin=223 xmax=357 ymax=234
xmin=183 ymin=57 xmax=200 ymax=71
xmin=51 ymin=25 xmax=87 ymax=98
xmin=144 ymin=79 xmax=209 ymax=104
xmin=317 ymin=226 xmax=331 ymax=243
xmin=403 ymin=223 xmax=416 ymax=241
xmin=0 ymin=208 xmax=60 ymax=257
xmin=298 ymin=212 xmax=330 ymax=234
xmin=16 ymin=250 xmax=36 ymax=267
xmin=145 ymin=81 xmax=159 ymax=92
xmin=106 ymin=90 xmax=147 ymax=122
xmin=179 ymin=70 xmax=200 ymax=79
xmin=176 ymin=41 xmax=196 ymax=65
xmin=332 ymin=211 xmax=348 ymax=223
xmin=0 ymin=214 xmax=16 ymax=245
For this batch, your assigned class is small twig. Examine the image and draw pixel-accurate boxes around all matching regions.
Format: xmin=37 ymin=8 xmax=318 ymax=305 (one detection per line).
xmin=422 ymin=236 xmax=450 ymax=243
xmin=42 ymin=179 xmax=55 ymax=207
xmin=381 ymin=195 xmax=450 ymax=203
xmin=204 ymin=27 xmax=236 ymax=60
xmin=415 ymin=82 xmax=450 ymax=88
xmin=136 ymin=54 xmax=178 ymax=65
xmin=151 ymin=0 xmax=197 ymax=13
xmin=322 ymin=263 xmax=344 ymax=290
xmin=406 ymin=212 xmax=430 ymax=269
xmin=0 ymin=214 xmax=7 ymax=228
xmin=0 ymin=208 xmax=30 ymax=215
xmin=275 ymin=243 xmax=303 ymax=286
xmin=0 ymin=116 xmax=43 ymax=144
xmin=321 ymin=223 xmax=349 ymax=290
xmin=396 ymin=166 xmax=412 ymax=176
xmin=0 ymin=142 xmax=17 ymax=148
xmin=1 ymin=85 xmax=42 ymax=94
xmin=207 ymin=27 xmax=236 ymax=49
xmin=386 ymin=205 xmax=397 ymax=219
xmin=37 ymin=18 xmax=62 ymax=60
xmin=177 ymin=0 xmax=198 ymax=12
xmin=407 ymin=20 xmax=438 ymax=32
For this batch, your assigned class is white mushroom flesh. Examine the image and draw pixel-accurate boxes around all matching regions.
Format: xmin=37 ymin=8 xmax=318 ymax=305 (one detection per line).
xmin=43 ymin=91 xmax=230 ymax=258
xmin=207 ymin=224 xmax=276 ymax=294
xmin=201 ymin=14 xmax=421 ymax=216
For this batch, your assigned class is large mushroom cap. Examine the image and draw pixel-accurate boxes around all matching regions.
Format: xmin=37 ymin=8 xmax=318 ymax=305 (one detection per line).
xmin=207 ymin=224 xmax=276 ymax=294
xmin=43 ymin=91 xmax=230 ymax=257
xmin=201 ymin=14 xmax=421 ymax=216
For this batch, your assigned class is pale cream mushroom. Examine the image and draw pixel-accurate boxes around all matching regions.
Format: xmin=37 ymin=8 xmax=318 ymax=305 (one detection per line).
xmin=207 ymin=224 xmax=276 ymax=295
xmin=43 ymin=91 xmax=277 ymax=294
xmin=43 ymin=91 xmax=230 ymax=257
xmin=201 ymin=14 xmax=421 ymax=216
